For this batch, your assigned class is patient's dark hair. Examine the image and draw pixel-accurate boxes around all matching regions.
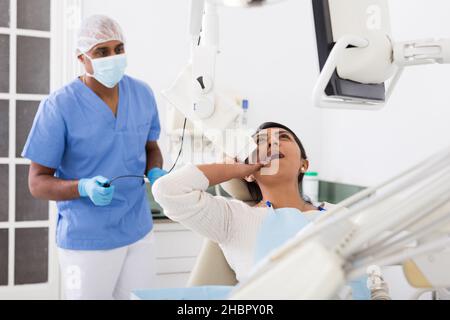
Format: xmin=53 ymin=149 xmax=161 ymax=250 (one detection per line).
xmin=245 ymin=122 xmax=310 ymax=204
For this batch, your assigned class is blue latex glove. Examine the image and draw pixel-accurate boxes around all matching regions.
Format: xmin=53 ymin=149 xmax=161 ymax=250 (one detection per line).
xmin=147 ymin=168 xmax=168 ymax=185
xmin=78 ymin=176 xmax=115 ymax=206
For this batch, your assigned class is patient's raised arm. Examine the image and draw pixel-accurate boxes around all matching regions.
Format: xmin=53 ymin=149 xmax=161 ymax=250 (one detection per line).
xmin=197 ymin=163 xmax=263 ymax=187
xmin=152 ymin=163 xmax=257 ymax=244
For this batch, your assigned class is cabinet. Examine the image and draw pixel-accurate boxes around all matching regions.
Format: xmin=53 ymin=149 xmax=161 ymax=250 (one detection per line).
xmin=152 ymin=220 xmax=204 ymax=288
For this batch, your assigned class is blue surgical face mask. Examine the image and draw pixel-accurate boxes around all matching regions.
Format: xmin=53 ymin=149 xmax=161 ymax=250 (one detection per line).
xmin=84 ymin=53 xmax=127 ymax=88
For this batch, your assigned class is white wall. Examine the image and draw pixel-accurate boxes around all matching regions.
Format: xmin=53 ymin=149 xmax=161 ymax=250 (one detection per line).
xmin=81 ymin=0 xmax=324 ymax=172
xmin=320 ymin=0 xmax=450 ymax=186
xmin=81 ymin=0 xmax=450 ymax=185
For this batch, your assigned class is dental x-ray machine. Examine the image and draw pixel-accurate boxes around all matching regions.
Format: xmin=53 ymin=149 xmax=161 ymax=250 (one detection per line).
xmin=162 ymin=0 xmax=450 ymax=299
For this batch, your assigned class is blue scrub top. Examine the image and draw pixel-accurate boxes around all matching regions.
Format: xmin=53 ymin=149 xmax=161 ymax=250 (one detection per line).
xmin=22 ymin=75 xmax=161 ymax=250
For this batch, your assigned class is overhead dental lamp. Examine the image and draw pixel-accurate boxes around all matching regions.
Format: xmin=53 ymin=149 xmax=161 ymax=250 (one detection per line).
xmin=230 ymin=145 xmax=450 ymax=299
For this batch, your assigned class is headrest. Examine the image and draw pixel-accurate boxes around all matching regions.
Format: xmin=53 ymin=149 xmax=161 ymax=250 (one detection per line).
xmin=220 ymin=178 xmax=254 ymax=202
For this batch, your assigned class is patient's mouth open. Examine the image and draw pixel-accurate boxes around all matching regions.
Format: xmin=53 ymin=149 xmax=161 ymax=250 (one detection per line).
xmin=261 ymin=153 xmax=285 ymax=164
xmin=269 ymin=153 xmax=285 ymax=160
xmin=249 ymin=151 xmax=285 ymax=165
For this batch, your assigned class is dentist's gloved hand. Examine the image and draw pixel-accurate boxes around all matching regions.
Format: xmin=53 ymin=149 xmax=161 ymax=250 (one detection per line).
xmin=147 ymin=168 xmax=168 ymax=185
xmin=78 ymin=176 xmax=115 ymax=206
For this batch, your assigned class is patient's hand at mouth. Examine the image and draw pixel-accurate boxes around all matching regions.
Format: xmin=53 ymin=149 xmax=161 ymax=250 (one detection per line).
xmin=197 ymin=161 xmax=266 ymax=187
xmin=268 ymin=153 xmax=284 ymax=161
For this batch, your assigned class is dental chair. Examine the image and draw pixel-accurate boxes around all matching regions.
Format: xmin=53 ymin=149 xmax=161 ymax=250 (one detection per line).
xmin=185 ymin=180 xmax=388 ymax=300
xmin=187 ymin=239 xmax=238 ymax=286
xmin=187 ymin=178 xmax=255 ymax=287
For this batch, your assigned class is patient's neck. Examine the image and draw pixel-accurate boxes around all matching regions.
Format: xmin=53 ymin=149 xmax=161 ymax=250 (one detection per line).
xmin=259 ymin=179 xmax=310 ymax=211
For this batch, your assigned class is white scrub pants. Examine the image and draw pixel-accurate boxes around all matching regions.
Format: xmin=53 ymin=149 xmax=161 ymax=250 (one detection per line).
xmin=58 ymin=232 xmax=157 ymax=300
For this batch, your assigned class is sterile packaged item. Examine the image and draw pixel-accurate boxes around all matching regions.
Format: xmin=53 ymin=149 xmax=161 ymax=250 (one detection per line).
xmin=303 ymin=172 xmax=319 ymax=204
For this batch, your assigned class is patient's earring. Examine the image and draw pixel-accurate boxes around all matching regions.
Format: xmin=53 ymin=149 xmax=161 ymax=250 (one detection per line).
xmin=247 ymin=175 xmax=256 ymax=182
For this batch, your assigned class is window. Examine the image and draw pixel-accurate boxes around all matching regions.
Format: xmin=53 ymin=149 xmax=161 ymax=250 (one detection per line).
xmin=0 ymin=0 xmax=62 ymax=299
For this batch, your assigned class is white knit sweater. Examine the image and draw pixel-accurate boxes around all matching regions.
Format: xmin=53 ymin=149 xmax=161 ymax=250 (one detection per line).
xmin=152 ymin=164 xmax=334 ymax=282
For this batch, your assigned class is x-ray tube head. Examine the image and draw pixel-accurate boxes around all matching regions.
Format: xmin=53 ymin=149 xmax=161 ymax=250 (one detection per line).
xmin=312 ymin=0 xmax=395 ymax=103
xmin=162 ymin=64 xmax=257 ymax=161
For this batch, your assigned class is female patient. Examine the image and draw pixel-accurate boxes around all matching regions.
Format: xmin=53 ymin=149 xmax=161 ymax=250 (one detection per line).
xmin=152 ymin=122 xmax=336 ymax=282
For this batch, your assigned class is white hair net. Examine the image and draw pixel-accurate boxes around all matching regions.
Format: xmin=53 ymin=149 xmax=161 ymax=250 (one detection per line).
xmin=76 ymin=15 xmax=125 ymax=55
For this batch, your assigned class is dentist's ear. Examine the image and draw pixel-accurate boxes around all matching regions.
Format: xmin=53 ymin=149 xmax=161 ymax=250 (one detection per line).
xmin=77 ymin=52 xmax=94 ymax=75
xmin=77 ymin=53 xmax=86 ymax=64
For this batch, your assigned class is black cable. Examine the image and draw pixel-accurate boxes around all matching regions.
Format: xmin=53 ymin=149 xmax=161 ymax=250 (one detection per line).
xmin=102 ymin=175 xmax=145 ymax=188
xmin=101 ymin=118 xmax=187 ymax=187
xmin=168 ymin=118 xmax=188 ymax=174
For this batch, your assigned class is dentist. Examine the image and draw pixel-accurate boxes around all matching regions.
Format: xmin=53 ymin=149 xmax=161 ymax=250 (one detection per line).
xmin=22 ymin=15 xmax=167 ymax=299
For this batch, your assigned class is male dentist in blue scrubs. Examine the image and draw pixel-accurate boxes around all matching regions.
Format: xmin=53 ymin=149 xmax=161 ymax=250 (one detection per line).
xmin=22 ymin=15 xmax=167 ymax=300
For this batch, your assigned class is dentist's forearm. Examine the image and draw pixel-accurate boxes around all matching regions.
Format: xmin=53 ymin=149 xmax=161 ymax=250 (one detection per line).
xmin=146 ymin=141 xmax=163 ymax=174
xmin=30 ymin=175 xmax=80 ymax=201
xmin=29 ymin=162 xmax=81 ymax=201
